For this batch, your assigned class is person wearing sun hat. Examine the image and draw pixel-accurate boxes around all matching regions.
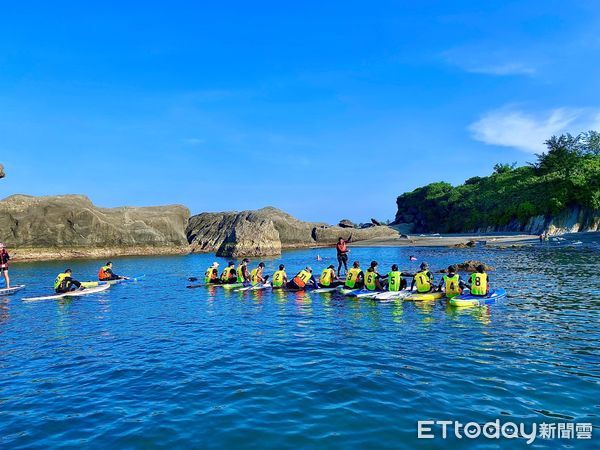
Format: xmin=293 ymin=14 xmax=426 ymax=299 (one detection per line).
xmin=204 ymin=261 xmax=220 ymax=284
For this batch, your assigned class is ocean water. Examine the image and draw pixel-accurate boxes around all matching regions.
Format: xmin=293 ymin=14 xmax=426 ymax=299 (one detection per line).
xmin=1 ymin=240 xmax=599 ymax=449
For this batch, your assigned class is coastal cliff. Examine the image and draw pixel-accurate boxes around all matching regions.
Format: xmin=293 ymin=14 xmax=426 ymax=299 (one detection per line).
xmin=186 ymin=207 xmax=398 ymax=257
xmin=0 ymin=195 xmax=190 ymax=261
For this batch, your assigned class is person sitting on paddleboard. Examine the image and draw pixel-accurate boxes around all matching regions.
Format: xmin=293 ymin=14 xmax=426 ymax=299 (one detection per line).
xmin=220 ymin=261 xmax=237 ymax=284
xmin=250 ymin=262 xmax=269 ymax=286
xmin=287 ymin=266 xmax=318 ymax=290
xmin=466 ymin=264 xmax=490 ymax=297
xmin=386 ymin=264 xmax=407 ymax=292
xmin=0 ymin=243 xmax=11 ymax=289
xmin=336 ymin=237 xmax=350 ymax=277
xmin=204 ymin=262 xmax=220 ymax=284
xmin=237 ymin=258 xmax=251 ymax=285
xmin=344 ymin=261 xmax=364 ymax=289
xmin=438 ymin=265 xmax=466 ymax=298
xmin=318 ymin=264 xmax=344 ymax=288
xmin=411 ymin=262 xmax=434 ymax=293
xmin=98 ymin=262 xmax=124 ymax=281
xmin=364 ymin=261 xmax=386 ymax=291
xmin=54 ymin=269 xmax=83 ymax=293
xmin=272 ymin=264 xmax=288 ymax=288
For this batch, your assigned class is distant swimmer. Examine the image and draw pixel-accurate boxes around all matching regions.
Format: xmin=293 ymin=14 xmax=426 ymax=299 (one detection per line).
xmin=409 ymin=256 xmax=417 ymax=261
xmin=316 ymin=254 xmax=323 ymax=261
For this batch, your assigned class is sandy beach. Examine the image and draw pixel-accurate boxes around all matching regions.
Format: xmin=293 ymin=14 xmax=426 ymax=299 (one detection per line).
xmin=352 ymin=233 xmax=539 ymax=248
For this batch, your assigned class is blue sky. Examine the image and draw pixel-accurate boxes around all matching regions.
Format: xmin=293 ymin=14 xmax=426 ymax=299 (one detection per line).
xmin=1 ymin=0 xmax=599 ymax=223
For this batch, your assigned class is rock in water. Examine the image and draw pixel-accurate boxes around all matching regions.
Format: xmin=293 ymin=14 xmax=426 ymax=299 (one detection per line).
xmin=338 ymin=219 xmax=355 ymax=228
xmin=216 ymin=215 xmax=281 ymax=257
xmin=0 ymin=194 xmax=189 ymax=259
xmin=455 ymin=260 xmax=495 ymax=272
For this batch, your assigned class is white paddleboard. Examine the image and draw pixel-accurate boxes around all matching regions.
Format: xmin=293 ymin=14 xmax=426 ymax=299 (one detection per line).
xmin=373 ymin=290 xmax=413 ymax=301
xmin=0 ymin=285 xmax=26 ymax=296
xmin=23 ymin=283 xmax=110 ymax=301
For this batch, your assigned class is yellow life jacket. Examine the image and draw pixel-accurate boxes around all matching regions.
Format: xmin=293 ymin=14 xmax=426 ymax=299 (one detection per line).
xmin=54 ymin=272 xmax=70 ymax=290
xmin=204 ymin=267 xmax=217 ymax=283
xmin=237 ymin=265 xmax=246 ymax=282
xmin=443 ymin=274 xmax=461 ymax=298
xmin=414 ymin=270 xmax=432 ymax=293
xmin=388 ymin=271 xmax=402 ymax=292
xmin=250 ymin=268 xmax=263 ymax=286
xmin=221 ymin=267 xmax=235 ymax=282
xmin=320 ymin=268 xmax=334 ymax=286
xmin=293 ymin=270 xmax=311 ymax=287
xmin=345 ymin=268 xmax=362 ymax=288
xmin=272 ymin=270 xmax=286 ymax=287
xmin=470 ymin=272 xmax=488 ymax=296
xmin=365 ymin=270 xmax=378 ymax=291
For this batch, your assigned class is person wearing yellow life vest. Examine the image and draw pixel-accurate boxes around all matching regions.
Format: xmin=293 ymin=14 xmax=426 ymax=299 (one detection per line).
xmin=204 ymin=262 xmax=220 ymax=284
xmin=437 ymin=265 xmax=466 ymax=298
xmin=364 ymin=261 xmax=386 ymax=291
xmin=466 ymin=264 xmax=490 ymax=296
xmin=411 ymin=262 xmax=434 ymax=293
xmin=237 ymin=258 xmax=251 ymax=284
xmin=272 ymin=264 xmax=288 ymax=288
xmin=250 ymin=262 xmax=269 ymax=286
xmin=318 ymin=265 xmax=344 ymax=288
xmin=344 ymin=261 xmax=364 ymax=289
xmin=287 ymin=266 xmax=318 ymax=290
xmin=54 ymin=269 xmax=83 ymax=293
xmin=386 ymin=264 xmax=407 ymax=292
xmin=98 ymin=261 xmax=123 ymax=281
xmin=220 ymin=261 xmax=237 ymax=284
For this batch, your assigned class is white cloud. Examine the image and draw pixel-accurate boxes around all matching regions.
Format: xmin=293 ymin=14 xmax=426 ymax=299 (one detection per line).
xmin=469 ymin=107 xmax=600 ymax=153
xmin=466 ymin=62 xmax=536 ymax=76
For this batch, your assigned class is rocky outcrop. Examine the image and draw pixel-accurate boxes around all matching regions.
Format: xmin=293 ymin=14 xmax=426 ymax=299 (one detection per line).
xmin=0 ymin=194 xmax=190 ymax=260
xmin=338 ymin=219 xmax=354 ymax=228
xmin=186 ymin=206 xmax=398 ymax=257
xmin=437 ymin=261 xmax=495 ymax=273
xmin=0 ymin=164 xmax=4 ymax=179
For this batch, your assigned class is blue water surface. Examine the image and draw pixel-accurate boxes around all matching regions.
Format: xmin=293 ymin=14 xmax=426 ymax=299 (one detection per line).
xmin=1 ymin=242 xmax=599 ymax=449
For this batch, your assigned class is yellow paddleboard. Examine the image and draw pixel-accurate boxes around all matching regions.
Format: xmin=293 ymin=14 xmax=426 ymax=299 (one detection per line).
xmin=405 ymin=292 xmax=444 ymax=301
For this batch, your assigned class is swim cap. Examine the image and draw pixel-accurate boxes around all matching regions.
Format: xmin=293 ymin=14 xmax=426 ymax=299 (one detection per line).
xmin=420 ymin=262 xmax=429 ymax=270
xmin=392 ymin=264 xmax=398 ymax=271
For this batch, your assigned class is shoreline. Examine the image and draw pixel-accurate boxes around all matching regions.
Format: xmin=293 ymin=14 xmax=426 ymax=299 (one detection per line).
xmin=8 ymin=246 xmax=189 ymax=264
xmin=350 ymin=233 xmax=540 ymax=248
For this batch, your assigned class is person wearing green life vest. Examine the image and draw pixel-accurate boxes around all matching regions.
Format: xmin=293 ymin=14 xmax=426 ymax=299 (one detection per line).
xmin=237 ymin=258 xmax=251 ymax=285
xmin=220 ymin=261 xmax=237 ymax=284
xmin=344 ymin=261 xmax=364 ymax=289
xmin=250 ymin=262 xmax=269 ymax=286
xmin=387 ymin=264 xmax=408 ymax=292
xmin=318 ymin=265 xmax=344 ymax=288
xmin=54 ymin=269 xmax=83 ymax=294
xmin=466 ymin=264 xmax=490 ymax=296
xmin=272 ymin=264 xmax=288 ymax=288
xmin=364 ymin=261 xmax=385 ymax=291
xmin=410 ymin=262 xmax=434 ymax=293
xmin=204 ymin=262 xmax=220 ymax=284
xmin=437 ymin=265 xmax=466 ymax=298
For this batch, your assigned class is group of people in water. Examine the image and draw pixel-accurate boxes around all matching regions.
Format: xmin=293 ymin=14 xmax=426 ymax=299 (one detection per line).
xmin=204 ymin=254 xmax=491 ymax=298
xmin=53 ymin=262 xmax=124 ymax=293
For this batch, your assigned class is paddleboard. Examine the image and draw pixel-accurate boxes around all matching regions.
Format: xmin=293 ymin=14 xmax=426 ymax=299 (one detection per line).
xmin=236 ymin=282 xmax=271 ymax=292
xmin=222 ymin=282 xmax=244 ymax=290
xmin=450 ymin=288 xmax=507 ymax=307
xmin=0 ymin=285 xmax=26 ymax=296
xmin=346 ymin=289 xmax=381 ymax=299
xmin=373 ymin=290 xmax=413 ymax=301
xmin=23 ymin=283 xmax=110 ymax=301
xmin=312 ymin=287 xmax=338 ymax=293
xmin=405 ymin=291 xmax=445 ymax=301
xmin=336 ymin=286 xmax=358 ymax=295
xmin=82 ymin=275 xmax=145 ymax=288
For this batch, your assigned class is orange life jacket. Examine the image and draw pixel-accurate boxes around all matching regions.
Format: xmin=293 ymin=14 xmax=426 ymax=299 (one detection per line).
xmin=98 ymin=266 xmax=111 ymax=280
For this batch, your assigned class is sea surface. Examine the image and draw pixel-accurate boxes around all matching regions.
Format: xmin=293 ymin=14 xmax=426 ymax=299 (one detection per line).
xmin=1 ymin=237 xmax=599 ymax=449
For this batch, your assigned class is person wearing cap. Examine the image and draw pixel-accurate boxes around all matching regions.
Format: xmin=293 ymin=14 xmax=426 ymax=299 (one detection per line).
xmin=0 ymin=243 xmax=10 ymax=289
xmin=237 ymin=258 xmax=251 ymax=284
xmin=204 ymin=262 xmax=220 ymax=284
xmin=220 ymin=261 xmax=237 ymax=284
xmin=250 ymin=262 xmax=269 ymax=286
xmin=344 ymin=261 xmax=364 ymax=289
xmin=287 ymin=266 xmax=318 ymax=290
xmin=272 ymin=264 xmax=288 ymax=288
xmin=438 ymin=265 xmax=467 ymax=298
xmin=364 ymin=261 xmax=386 ymax=291
xmin=318 ymin=264 xmax=344 ymax=288
xmin=54 ymin=269 xmax=83 ymax=293
xmin=411 ymin=262 xmax=434 ymax=293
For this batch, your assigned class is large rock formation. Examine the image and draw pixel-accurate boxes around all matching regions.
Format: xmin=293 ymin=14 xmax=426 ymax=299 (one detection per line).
xmin=0 ymin=194 xmax=190 ymax=260
xmin=0 ymin=164 xmax=4 ymax=179
xmin=186 ymin=206 xmax=398 ymax=257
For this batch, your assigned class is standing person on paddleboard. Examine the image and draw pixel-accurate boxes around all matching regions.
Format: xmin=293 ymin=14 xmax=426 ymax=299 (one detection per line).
xmin=336 ymin=237 xmax=350 ymax=277
xmin=0 ymin=243 xmax=10 ymax=288
xmin=98 ymin=262 xmax=124 ymax=281
xmin=54 ymin=269 xmax=83 ymax=293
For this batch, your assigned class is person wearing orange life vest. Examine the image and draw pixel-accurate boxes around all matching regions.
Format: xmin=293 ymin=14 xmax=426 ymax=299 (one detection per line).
xmin=98 ymin=261 xmax=124 ymax=281
xmin=287 ymin=266 xmax=318 ymax=290
xmin=0 ymin=243 xmax=11 ymax=288
xmin=336 ymin=237 xmax=350 ymax=277
xmin=466 ymin=264 xmax=490 ymax=297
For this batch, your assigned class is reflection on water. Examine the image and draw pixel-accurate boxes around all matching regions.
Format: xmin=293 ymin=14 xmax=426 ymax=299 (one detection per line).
xmin=0 ymin=242 xmax=599 ymax=449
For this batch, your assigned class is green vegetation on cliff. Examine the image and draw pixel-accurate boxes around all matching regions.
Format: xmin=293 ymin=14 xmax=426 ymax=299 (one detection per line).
xmin=394 ymin=131 xmax=600 ymax=232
